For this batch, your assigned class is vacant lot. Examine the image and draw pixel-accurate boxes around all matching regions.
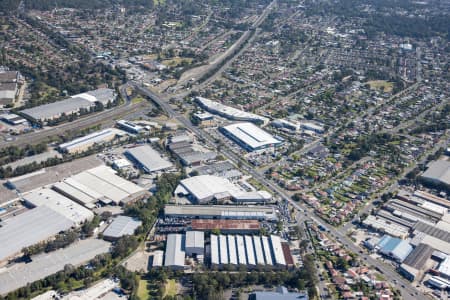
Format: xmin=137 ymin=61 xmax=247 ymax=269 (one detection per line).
xmin=367 ymin=80 xmax=393 ymax=93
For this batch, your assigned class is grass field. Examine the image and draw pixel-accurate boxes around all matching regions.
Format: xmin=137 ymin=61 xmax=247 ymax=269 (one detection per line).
xmin=367 ymin=80 xmax=393 ymax=93
xmin=131 ymin=96 xmax=145 ymax=104
xmin=162 ymin=57 xmax=193 ymax=67
xmin=137 ymin=279 xmax=150 ymax=300
xmin=164 ymin=279 xmax=178 ymax=298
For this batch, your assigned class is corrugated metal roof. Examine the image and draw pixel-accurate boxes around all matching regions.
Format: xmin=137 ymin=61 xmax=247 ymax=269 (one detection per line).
xmin=0 ymin=206 xmax=73 ymax=262
xmin=270 ymin=235 xmax=286 ymax=266
xmin=227 ymin=235 xmax=237 ymax=265
xmin=221 ymin=122 xmax=282 ymax=150
xmin=245 ymin=235 xmax=256 ymax=265
xmin=23 ymin=187 xmax=93 ymax=225
xmin=185 ymin=231 xmax=204 ymax=250
xmin=261 ymin=236 xmax=273 ymax=265
xmin=103 ymin=216 xmax=142 ymax=239
xmin=210 ymin=234 xmax=219 ymax=265
xmin=236 ymin=235 xmax=247 ymax=265
xmin=219 ymin=235 xmax=229 ymax=265
xmin=125 ymin=144 xmax=172 ymax=173
xmin=164 ymin=234 xmax=185 ymax=268
xmin=253 ymin=236 xmax=265 ymax=265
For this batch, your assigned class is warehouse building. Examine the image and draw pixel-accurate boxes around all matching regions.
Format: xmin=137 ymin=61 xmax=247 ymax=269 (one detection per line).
xmin=65 ymin=165 xmax=146 ymax=205
xmin=59 ymin=128 xmax=126 ymax=154
xmin=0 ymin=70 xmax=19 ymax=107
xmin=0 ymin=206 xmax=73 ymax=263
xmin=52 ymin=166 xmax=146 ymax=207
xmin=219 ymin=235 xmax=229 ymax=265
xmin=220 ymin=122 xmax=283 ymax=152
xmin=125 ymin=144 xmax=173 ymax=173
xmin=22 ymin=187 xmax=94 ymax=226
xmin=377 ymin=235 xmax=413 ymax=262
xmin=192 ymin=161 xmax=242 ymax=181
xmin=102 ymin=216 xmax=142 ymax=241
xmin=20 ymin=88 xmax=116 ymax=123
xmin=185 ymin=231 xmax=205 ymax=256
xmin=193 ymin=112 xmax=215 ymax=127
xmin=195 ymin=97 xmax=268 ymax=125
xmin=362 ymin=215 xmax=409 ymax=239
xmin=270 ymin=235 xmax=286 ymax=266
xmin=253 ymin=236 xmax=265 ymax=265
xmin=421 ymin=160 xmax=450 ymax=189
xmin=53 ymin=178 xmax=103 ymax=209
xmin=245 ymin=235 xmax=256 ymax=266
xmin=261 ymin=236 xmax=273 ymax=265
xmin=0 ymin=113 xmax=28 ymax=126
xmin=300 ymin=122 xmax=325 ymax=134
xmin=0 ymin=239 xmax=110 ymax=295
xmin=249 ymin=286 xmax=309 ymax=300
xmin=164 ymin=204 xmax=278 ymax=221
xmin=116 ymin=119 xmax=143 ymax=134
xmin=438 ymin=256 xmax=450 ymax=279
xmin=236 ymin=235 xmax=247 ymax=265
xmin=167 ymin=141 xmax=217 ymax=167
xmin=427 ymin=276 xmax=450 ymax=290
xmin=399 ymin=243 xmax=434 ymax=281
xmin=209 ymin=234 xmax=290 ymax=269
xmin=210 ymin=235 xmax=219 ymax=265
xmin=174 ymin=175 xmax=272 ymax=204
xmin=228 ymin=235 xmax=238 ymax=265
xmin=398 ymin=189 xmax=450 ymax=209
xmin=189 ymin=219 xmax=260 ymax=234
xmin=164 ymin=234 xmax=186 ymax=270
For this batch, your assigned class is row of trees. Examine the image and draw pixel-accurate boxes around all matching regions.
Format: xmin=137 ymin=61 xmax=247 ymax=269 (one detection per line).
xmin=0 ymin=143 xmax=47 ymax=166
xmin=191 ymin=257 xmax=317 ymax=299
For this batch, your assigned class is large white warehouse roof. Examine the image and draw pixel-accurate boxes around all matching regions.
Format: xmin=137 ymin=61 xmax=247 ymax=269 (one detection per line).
xmin=195 ymin=97 xmax=269 ymax=125
xmin=175 ymin=175 xmax=272 ymax=204
xmin=0 ymin=206 xmax=73 ymax=262
xmin=68 ymin=165 xmax=145 ymax=205
xmin=221 ymin=122 xmax=282 ymax=151
xmin=165 ymin=234 xmax=185 ymax=269
xmin=22 ymin=187 xmax=94 ymax=226
xmin=125 ymin=144 xmax=173 ymax=173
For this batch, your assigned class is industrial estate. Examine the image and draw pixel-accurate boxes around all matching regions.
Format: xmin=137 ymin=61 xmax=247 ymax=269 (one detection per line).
xmin=0 ymin=0 xmax=449 ymax=300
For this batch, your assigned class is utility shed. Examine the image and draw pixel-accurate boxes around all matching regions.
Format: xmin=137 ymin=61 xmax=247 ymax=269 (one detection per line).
xmin=185 ymin=231 xmax=204 ymax=256
xmin=0 ymin=206 xmax=73 ymax=263
xmin=152 ymin=250 xmax=164 ymax=268
xmin=164 ymin=234 xmax=186 ymax=270
xmin=102 ymin=216 xmax=142 ymax=241
xmin=125 ymin=144 xmax=173 ymax=173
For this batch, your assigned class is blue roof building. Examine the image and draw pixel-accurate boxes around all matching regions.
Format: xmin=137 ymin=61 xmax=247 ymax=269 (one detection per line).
xmin=377 ymin=235 xmax=413 ymax=262
xmin=249 ymin=287 xmax=308 ymax=300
